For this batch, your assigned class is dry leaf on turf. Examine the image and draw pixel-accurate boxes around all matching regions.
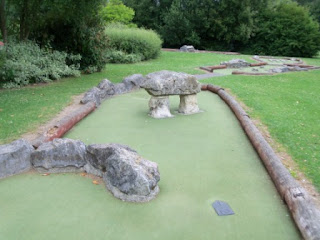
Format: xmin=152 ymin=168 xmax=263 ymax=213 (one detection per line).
xmin=92 ymin=180 xmax=99 ymax=185
xmin=41 ymin=173 xmax=50 ymax=176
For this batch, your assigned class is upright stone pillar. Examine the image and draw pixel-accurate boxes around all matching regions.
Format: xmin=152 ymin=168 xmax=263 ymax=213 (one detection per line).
xmin=178 ymin=94 xmax=200 ymax=114
xmin=149 ymin=96 xmax=172 ymax=118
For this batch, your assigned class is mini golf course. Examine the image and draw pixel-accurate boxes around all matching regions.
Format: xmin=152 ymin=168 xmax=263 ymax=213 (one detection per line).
xmin=0 ymin=90 xmax=301 ymax=239
xmin=199 ymin=56 xmax=319 ymax=77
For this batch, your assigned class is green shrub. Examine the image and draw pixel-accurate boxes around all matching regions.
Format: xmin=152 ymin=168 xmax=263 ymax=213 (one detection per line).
xmin=0 ymin=41 xmax=81 ymax=88
xmin=106 ymin=50 xmax=142 ymax=63
xmin=105 ymin=24 xmax=162 ymax=62
xmin=247 ymin=2 xmax=320 ymax=57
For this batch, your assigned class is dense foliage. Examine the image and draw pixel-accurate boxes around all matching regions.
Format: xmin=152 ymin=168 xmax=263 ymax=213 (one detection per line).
xmin=0 ymin=0 xmax=107 ymax=72
xmin=124 ymin=0 xmax=320 ymax=56
xmin=100 ymin=0 xmax=136 ymax=27
xmin=0 ymin=41 xmax=81 ymax=88
xmin=105 ymin=24 xmax=162 ymax=63
xmin=247 ymin=2 xmax=320 ymax=57
xmin=295 ymin=0 xmax=320 ymax=24
xmin=124 ymin=0 xmax=268 ymax=50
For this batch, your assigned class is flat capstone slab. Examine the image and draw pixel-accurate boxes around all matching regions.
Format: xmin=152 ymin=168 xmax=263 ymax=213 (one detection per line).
xmin=141 ymin=70 xmax=201 ymax=96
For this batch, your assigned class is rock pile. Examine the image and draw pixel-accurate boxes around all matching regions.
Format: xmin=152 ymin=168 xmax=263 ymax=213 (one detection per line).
xmin=220 ymin=59 xmax=250 ymax=68
xmin=0 ymin=138 xmax=160 ymax=203
xmin=81 ymin=74 xmax=146 ymax=107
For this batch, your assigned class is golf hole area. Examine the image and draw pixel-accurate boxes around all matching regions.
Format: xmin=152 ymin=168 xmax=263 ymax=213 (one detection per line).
xmin=0 ymin=90 xmax=301 ymax=240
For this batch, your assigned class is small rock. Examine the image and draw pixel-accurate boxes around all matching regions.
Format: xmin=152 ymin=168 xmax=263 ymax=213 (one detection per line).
xmin=269 ymin=67 xmax=290 ymax=73
xmin=97 ymin=79 xmax=115 ymax=99
xmin=220 ymin=59 xmax=250 ymax=68
xmin=122 ymin=74 xmax=145 ymax=91
xmin=180 ymin=45 xmax=196 ymax=52
xmin=0 ymin=139 xmax=34 ymax=179
xmin=81 ymin=87 xmax=101 ymax=107
xmin=32 ymin=138 xmax=87 ymax=173
xmin=86 ymin=143 xmax=160 ymax=202
xmin=114 ymin=83 xmax=130 ymax=95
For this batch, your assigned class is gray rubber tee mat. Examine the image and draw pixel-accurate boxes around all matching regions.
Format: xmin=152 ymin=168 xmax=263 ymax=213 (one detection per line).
xmin=212 ymin=201 xmax=235 ymax=216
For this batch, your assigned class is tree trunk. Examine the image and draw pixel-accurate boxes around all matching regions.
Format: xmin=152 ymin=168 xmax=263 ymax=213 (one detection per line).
xmin=20 ymin=0 xmax=29 ymax=41
xmin=0 ymin=0 xmax=7 ymax=43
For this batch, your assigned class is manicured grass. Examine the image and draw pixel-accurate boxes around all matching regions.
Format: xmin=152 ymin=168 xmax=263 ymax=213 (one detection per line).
xmin=0 ymin=51 xmax=253 ymax=143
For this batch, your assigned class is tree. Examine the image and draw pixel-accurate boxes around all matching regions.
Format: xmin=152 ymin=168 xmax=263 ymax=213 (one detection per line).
xmin=0 ymin=0 xmax=7 ymax=43
xmin=248 ymin=2 xmax=320 ymax=57
xmin=100 ymin=0 xmax=135 ymax=26
xmin=161 ymin=0 xmax=199 ymax=47
xmin=295 ymin=0 xmax=320 ymax=24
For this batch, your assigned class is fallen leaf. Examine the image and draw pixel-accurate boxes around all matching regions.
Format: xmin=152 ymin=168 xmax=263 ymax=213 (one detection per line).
xmin=41 ymin=173 xmax=50 ymax=176
xmin=81 ymin=173 xmax=87 ymax=177
xmin=92 ymin=180 xmax=99 ymax=185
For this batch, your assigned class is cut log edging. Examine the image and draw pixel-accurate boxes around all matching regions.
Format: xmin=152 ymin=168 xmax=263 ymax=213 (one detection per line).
xmin=204 ymin=83 xmax=320 ymax=240
xmin=32 ymin=102 xmax=96 ymax=148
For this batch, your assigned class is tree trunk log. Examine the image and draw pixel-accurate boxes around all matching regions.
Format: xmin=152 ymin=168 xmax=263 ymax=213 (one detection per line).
xmin=0 ymin=0 xmax=7 ymax=43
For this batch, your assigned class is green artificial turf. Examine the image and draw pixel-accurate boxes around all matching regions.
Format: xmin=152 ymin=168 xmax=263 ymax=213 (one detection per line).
xmin=0 ymin=91 xmax=300 ymax=240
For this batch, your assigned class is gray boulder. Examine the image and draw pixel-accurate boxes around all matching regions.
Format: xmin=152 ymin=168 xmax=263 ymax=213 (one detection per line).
xmin=122 ymin=74 xmax=145 ymax=91
xmin=141 ymin=70 xmax=201 ymax=96
xmin=221 ymin=59 xmax=250 ymax=68
xmin=269 ymin=67 xmax=290 ymax=73
xmin=81 ymin=87 xmax=101 ymax=107
xmin=114 ymin=83 xmax=130 ymax=95
xmin=86 ymin=143 xmax=160 ymax=202
xmin=31 ymin=138 xmax=87 ymax=173
xmin=0 ymin=139 xmax=34 ymax=179
xmin=97 ymin=79 xmax=115 ymax=99
xmin=180 ymin=45 xmax=196 ymax=52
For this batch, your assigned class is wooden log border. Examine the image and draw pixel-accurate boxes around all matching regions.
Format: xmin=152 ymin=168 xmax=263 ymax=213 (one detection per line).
xmin=232 ymin=71 xmax=275 ymax=76
xmin=32 ymin=102 xmax=96 ymax=148
xmin=250 ymin=62 xmax=268 ymax=67
xmin=203 ymin=84 xmax=320 ymax=240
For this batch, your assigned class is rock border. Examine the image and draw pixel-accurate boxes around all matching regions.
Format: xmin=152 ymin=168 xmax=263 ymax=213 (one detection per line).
xmin=1 ymin=138 xmax=160 ymax=203
xmin=202 ymin=84 xmax=320 ymax=240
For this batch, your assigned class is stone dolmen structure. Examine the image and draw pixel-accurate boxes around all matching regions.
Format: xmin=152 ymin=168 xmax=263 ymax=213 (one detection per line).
xmin=141 ymin=70 xmax=202 ymax=118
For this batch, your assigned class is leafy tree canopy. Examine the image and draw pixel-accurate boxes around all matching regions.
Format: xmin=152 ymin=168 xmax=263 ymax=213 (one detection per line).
xmin=100 ymin=0 xmax=136 ymax=26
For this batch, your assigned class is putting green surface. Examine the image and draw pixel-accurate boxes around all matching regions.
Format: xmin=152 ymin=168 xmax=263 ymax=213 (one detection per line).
xmin=0 ymin=91 xmax=300 ymax=239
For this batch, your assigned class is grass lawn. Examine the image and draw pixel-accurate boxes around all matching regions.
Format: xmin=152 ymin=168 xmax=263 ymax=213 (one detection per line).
xmin=0 ymin=51 xmax=319 ymax=191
